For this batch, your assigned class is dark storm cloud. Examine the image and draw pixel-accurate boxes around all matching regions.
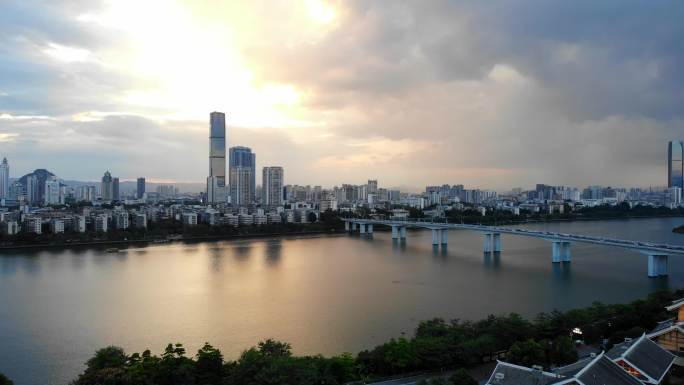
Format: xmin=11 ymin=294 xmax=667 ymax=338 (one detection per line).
xmin=0 ymin=0 xmax=682 ymax=187
xmin=239 ymin=0 xmax=684 ymax=187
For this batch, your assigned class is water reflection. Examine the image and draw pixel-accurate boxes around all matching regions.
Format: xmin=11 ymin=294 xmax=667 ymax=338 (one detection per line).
xmin=1 ymin=218 xmax=684 ymax=385
xmin=19 ymin=256 xmax=41 ymax=276
xmin=209 ymin=246 xmax=224 ymax=272
xmin=0 ymin=256 xmax=17 ymax=276
xmin=265 ymin=240 xmax=282 ymax=265
xmin=232 ymin=242 xmax=252 ymax=261
xmin=551 ymin=262 xmax=573 ymax=282
xmin=483 ymin=252 xmax=501 ymax=269
xmin=69 ymin=254 xmax=87 ymax=270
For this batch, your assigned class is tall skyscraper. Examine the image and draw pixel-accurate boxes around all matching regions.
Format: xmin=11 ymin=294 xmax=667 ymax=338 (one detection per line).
xmin=367 ymin=179 xmax=378 ymax=195
xmin=0 ymin=158 xmax=8 ymax=199
xmin=207 ymin=112 xmax=227 ymax=203
xmin=262 ymin=167 xmax=284 ymax=206
xmin=137 ymin=177 xmax=146 ymax=199
xmin=101 ymin=171 xmax=113 ymax=201
xmin=113 ymin=177 xmax=120 ymax=201
xmin=229 ymin=146 xmax=256 ymax=206
xmin=44 ymin=179 xmax=63 ymax=205
xmin=25 ymin=174 xmax=39 ymax=204
xmin=668 ymin=141 xmax=684 ymax=189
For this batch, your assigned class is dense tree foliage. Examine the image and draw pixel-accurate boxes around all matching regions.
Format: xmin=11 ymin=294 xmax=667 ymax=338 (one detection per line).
xmin=65 ymin=289 xmax=682 ymax=385
xmin=0 ymin=373 xmax=12 ymax=385
xmin=441 ymin=202 xmax=684 ymax=226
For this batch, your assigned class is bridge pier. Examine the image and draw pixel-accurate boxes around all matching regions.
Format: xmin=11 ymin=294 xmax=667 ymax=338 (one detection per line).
xmin=432 ymin=229 xmax=440 ymax=245
xmin=484 ymin=233 xmax=493 ymax=253
xmin=400 ymin=226 xmax=407 ymax=239
xmin=351 ymin=222 xmax=357 ymax=232
xmin=647 ymin=254 xmax=668 ymax=277
xmin=391 ymin=225 xmax=399 ymax=239
xmin=492 ymin=233 xmax=501 ymax=252
xmin=367 ymin=224 xmax=373 ymax=234
xmin=562 ymin=242 xmax=571 ymax=262
xmin=345 ymin=221 xmax=350 ymax=232
xmin=359 ymin=223 xmax=366 ymax=234
xmin=441 ymin=229 xmax=448 ymax=245
xmin=552 ymin=241 xmax=571 ymax=263
xmin=483 ymin=233 xmax=500 ymax=253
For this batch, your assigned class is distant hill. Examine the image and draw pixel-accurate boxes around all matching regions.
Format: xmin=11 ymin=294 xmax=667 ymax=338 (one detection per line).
xmin=17 ymin=169 xmax=57 ymax=201
xmin=18 ymin=169 xmax=55 ymax=185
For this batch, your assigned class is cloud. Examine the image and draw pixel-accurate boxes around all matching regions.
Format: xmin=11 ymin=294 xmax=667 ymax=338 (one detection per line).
xmin=0 ymin=0 xmax=682 ymax=189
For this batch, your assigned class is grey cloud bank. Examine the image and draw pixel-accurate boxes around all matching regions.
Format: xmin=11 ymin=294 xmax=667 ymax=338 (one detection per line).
xmin=0 ymin=0 xmax=682 ymax=189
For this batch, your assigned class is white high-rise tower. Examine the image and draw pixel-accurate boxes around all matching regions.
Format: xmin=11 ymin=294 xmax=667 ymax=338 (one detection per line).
xmin=0 ymin=158 xmax=9 ymax=199
xmin=207 ymin=112 xmax=227 ymax=203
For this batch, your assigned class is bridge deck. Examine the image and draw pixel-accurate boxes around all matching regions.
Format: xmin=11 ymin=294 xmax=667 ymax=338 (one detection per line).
xmin=343 ymin=219 xmax=684 ymax=256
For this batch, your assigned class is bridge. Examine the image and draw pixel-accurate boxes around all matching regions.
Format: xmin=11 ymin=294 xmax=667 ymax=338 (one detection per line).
xmin=341 ymin=218 xmax=684 ymax=277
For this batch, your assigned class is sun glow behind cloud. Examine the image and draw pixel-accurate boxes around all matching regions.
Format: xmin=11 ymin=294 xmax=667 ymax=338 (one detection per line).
xmin=306 ymin=0 xmax=337 ymax=24
xmin=74 ymin=0 xmax=319 ymax=127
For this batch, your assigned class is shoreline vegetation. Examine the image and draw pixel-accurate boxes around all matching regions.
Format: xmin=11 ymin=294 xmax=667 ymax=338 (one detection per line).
xmin=1 ymin=203 xmax=683 ymax=252
xmin=674 ymin=225 xmax=684 ymax=234
xmin=0 ymin=289 xmax=679 ymax=385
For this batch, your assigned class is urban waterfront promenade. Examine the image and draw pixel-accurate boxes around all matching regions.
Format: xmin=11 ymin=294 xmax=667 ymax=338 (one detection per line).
xmin=343 ymin=218 xmax=684 ymax=277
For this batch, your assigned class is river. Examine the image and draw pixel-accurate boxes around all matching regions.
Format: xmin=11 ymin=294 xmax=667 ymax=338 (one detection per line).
xmin=1 ymin=217 xmax=684 ymax=384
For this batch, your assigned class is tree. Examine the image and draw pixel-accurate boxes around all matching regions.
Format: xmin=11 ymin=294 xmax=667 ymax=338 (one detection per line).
xmin=307 ymin=212 xmax=318 ymax=223
xmin=0 ymin=373 xmax=13 ymax=385
xmin=85 ymin=346 xmax=127 ymax=371
xmin=195 ymin=343 xmax=223 ymax=385
xmin=507 ymin=339 xmax=545 ymax=368
xmin=548 ymin=336 xmax=577 ymax=366
xmin=258 ymin=339 xmax=292 ymax=358
xmin=382 ymin=338 xmax=417 ymax=374
xmin=449 ymin=368 xmax=477 ymax=385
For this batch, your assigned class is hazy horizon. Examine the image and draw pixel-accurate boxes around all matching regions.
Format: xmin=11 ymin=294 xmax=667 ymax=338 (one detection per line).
xmin=1 ymin=1 xmax=683 ymax=189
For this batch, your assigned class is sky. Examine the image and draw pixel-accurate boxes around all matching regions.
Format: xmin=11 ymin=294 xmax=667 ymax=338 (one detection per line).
xmin=0 ymin=0 xmax=683 ymax=190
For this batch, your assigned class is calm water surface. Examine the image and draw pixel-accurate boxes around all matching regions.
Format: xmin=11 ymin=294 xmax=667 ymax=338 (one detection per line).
xmin=2 ymin=217 xmax=684 ymax=384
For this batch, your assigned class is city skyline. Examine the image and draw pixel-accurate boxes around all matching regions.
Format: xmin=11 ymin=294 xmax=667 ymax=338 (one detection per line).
xmin=1 ymin=1 xmax=684 ymax=189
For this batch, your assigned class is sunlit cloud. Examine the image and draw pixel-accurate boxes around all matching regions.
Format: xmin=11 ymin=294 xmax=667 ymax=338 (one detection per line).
xmin=314 ymin=138 xmax=436 ymax=168
xmin=1 ymin=0 xmax=682 ymax=187
xmin=306 ymin=0 xmax=337 ymax=24
xmin=0 ymin=133 xmax=19 ymax=142
xmin=43 ymin=42 xmax=92 ymax=63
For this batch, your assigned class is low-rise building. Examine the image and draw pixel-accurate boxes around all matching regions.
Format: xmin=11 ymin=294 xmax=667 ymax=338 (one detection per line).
xmin=486 ymin=334 xmax=675 ymax=385
xmin=50 ymin=218 xmax=65 ymax=234
xmin=607 ymin=334 xmax=675 ymax=384
xmin=238 ymin=214 xmax=253 ymax=226
xmin=93 ymin=214 xmax=108 ymax=232
xmin=225 ymin=214 xmax=239 ymax=227
xmin=23 ymin=217 xmax=42 ymax=234
xmin=266 ymin=213 xmax=281 ymax=224
xmin=320 ymin=199 xmax=337 ymax=212
xmin=114 ymin=213 xmax=129 ymax=230
xmin=2 ymin=221 xmax=19 ymax=235
xmin=648 ymin=298 xmax=684 ymax=363
xmin=133 ymin=213 xmax=147 ymax=229
xmin=253 ymin=214 xmax=267 ymax=225
xmin=181 ymin=212 xmax=198 ymax=226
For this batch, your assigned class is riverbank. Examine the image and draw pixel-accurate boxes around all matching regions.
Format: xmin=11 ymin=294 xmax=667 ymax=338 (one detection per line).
xmin=2 ymin=214 xmax=682 ymax=253
xmin=0 ymin=228 xmax=342 ymax=252
xmin=675 ymin=225 xmax=684 ymax=234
